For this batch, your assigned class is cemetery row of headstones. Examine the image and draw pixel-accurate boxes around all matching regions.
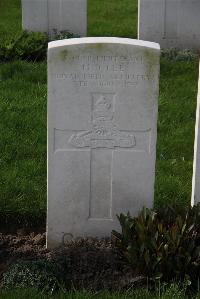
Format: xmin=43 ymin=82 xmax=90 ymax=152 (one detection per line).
xmin=21 ymin=0 xmax=87 ymax=37
xmin=22 ymin=0 xmax=200 ymax=49
xmin=20 ymin=1 xmax=200 ymax=247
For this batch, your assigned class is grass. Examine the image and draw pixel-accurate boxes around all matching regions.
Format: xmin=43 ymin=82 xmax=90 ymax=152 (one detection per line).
xmin=88 ymin=0 xmax=138 ymax=38
xmin=155 ymin=57 xmax=199 ymax=208
xmin=0 ymin=61 xmax=47 ymax=228
xmin=1 ymin=284 xmax=200 ymax=299
xmin=0 ymin=0 xmax=199 ymax=228
xmin=0 ymin=0 xmax=22 ymax=44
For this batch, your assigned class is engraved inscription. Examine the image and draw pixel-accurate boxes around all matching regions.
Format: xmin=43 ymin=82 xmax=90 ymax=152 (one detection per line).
xmin=52 ymin=73 xmax=153 ymax=88
xmin=69 ymin=94 xmax=136 ymax=149
xmin=67 ymin=55 xmax=144 ymax=64
xmin=52 ymin=54 xmax=155 ymax=88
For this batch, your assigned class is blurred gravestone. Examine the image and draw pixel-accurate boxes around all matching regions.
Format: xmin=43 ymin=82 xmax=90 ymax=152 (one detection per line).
xmin=138 ymin=0 xmax=200 ymax=50
xmin=47 ymin=37 xmax=160 ymax=248
xmin=192 ymin=65 xmax=200 ymax=205
xmin=21 ymin=0 xmax=87 ymax=37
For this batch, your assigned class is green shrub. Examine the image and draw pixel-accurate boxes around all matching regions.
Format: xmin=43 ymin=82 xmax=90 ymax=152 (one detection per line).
xmin=112 ymin=204 xmax=200 ymax=285
xmin=0 ymin=30 xmax=79 ymax=62
xmin=161 ymin=48 xmax=199 ymax=61
xmin=51 ymin=29 xmax=80 ymax=41
xmin=1 ymin=260 xmax=64 ymax=294
xmin=0 ymin=31 xmax=48 ymax=62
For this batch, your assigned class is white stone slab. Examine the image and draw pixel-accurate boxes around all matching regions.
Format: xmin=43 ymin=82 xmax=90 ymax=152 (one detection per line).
xmin=191 ymin=64 xmax=200 ymax=205
xmin=22 ymin=0 xmax=48 ymax=33
xmin=138 ymin=0 xmax=200 ymax=50
xmin=21 ymin=0 xmax=87 ymax=37
xmin=47 ymin=37 xmax=160 ymax=248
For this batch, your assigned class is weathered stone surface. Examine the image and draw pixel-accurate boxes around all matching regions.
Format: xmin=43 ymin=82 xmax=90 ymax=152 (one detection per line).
xmin=47 ymin=37 xmax=160 ymax=248
xmin=192 ymin=65 xmax=200 ymax=205
xmin=138 ymin=0 xmax=200 ymax=50
xmin=21 ymin=0 xmax=87 ymax=37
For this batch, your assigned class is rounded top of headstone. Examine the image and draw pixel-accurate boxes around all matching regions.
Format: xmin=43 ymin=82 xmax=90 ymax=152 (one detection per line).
xmin=48 ymin=37 xmax=160 ymax=51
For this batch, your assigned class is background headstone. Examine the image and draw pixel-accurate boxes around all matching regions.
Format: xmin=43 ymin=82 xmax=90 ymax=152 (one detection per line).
xmin=21 ymin=0 xmax=87 ymax=37
xmin=191 ymin=64 xmax=200 ymax=205
xmin=47 ymin=37 xmax=160 ymax=248
xmin=138 ymin=0 xmax=200 ymax=50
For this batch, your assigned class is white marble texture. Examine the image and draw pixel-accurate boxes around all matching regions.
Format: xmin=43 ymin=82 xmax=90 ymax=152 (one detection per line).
xmin=138 ymin=0 xmax=200 ymax=50
xmin=47 ymin=37 xmax=160 ymax=248
xmin=21 ymin=0 xmax=87 ymax=37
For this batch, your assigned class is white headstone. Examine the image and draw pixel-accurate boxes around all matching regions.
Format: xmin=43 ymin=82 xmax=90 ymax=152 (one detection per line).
xmin=21 ymin=0 xmax=87 ymax=37
xmin=191 ymin=64 xmax=200 ymax=205
xmin=138 ymin=0 xmax=200 ymax=50
xmin=47 ymin=37 xmax=160 ymax=248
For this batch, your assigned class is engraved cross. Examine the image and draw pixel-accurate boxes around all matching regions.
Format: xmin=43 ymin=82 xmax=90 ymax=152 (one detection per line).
xmin=68 ymin=93 xmax=137 ymax=220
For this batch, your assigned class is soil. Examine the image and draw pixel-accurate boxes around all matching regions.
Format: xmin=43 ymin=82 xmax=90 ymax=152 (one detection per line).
xmin=0 ymin=232 xmax=143 ymax=291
